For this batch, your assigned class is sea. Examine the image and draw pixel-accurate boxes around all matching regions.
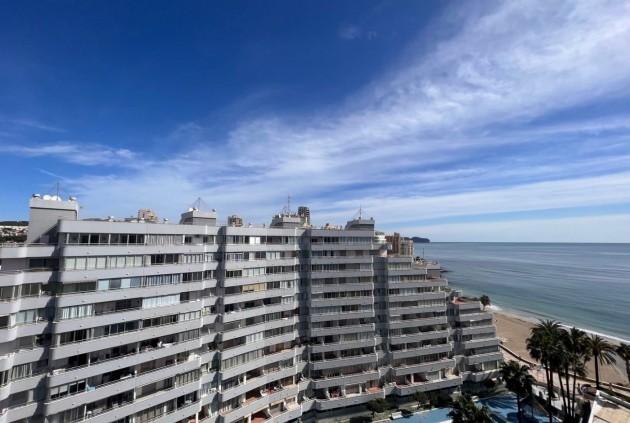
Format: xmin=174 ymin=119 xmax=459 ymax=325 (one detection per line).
xmin=415 ymin=242 xmax=630 ymax=344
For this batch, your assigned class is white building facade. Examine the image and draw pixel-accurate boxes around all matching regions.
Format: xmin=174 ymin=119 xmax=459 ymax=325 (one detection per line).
xmin=0 ymin=196 xmax=501 ymax=423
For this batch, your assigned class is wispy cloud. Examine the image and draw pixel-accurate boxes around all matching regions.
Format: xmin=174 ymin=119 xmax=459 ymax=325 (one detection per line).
xmin=6 ymin=118 xmax=66 ymax=133
xmin=5 ymin=142 xmax=140 ymax=167
xmin=6 ymin=1 xmax=630 ymax=241
xmin=339 ymin=24 xmax=376 ymax=40
xmin=339 ymin=25 xmax=362 ymax=40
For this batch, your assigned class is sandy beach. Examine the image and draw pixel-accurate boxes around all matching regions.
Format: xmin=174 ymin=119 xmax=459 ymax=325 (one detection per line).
xmin=492 ymin=309 xmax=628 ymax=386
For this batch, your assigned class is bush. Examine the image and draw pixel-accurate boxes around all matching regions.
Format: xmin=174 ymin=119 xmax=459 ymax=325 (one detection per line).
xmin=483 ymin=379 xmax=496 ymax=389
xmin=436 ymin=393 xmax=453 ymax=407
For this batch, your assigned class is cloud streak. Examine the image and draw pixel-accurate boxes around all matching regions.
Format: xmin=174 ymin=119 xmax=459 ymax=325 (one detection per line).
xmin=5 ymin=142 xmax=140 ymax=167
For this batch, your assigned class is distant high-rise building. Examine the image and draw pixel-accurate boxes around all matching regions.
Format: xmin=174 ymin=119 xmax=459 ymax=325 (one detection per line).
xmin=227 ymin=214 xmax=243 ymax=227
xmin=138 ymin=208 xmax=159 ymax=223
xmin=297 ymin=206 xmax=310 ymax=226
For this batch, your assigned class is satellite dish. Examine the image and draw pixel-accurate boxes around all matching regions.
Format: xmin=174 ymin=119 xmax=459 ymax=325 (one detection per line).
xmin=43 ymin=195 xmax=51 ymax=200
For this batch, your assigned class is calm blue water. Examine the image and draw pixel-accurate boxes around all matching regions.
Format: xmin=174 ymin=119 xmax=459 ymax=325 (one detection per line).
xmin=415 ymin=243 xmax=630 ymax=343
xmin=407 ymin=395 xmax=555 ymax=423
xmin=407 ymin=407 xmax=451 ymax=423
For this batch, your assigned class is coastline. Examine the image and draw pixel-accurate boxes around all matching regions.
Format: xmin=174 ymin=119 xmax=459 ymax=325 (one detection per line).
xmin=487 ymin=303 xmax=630 ymax=346
xmin=491 ymin=307 xmax=629 ymax=386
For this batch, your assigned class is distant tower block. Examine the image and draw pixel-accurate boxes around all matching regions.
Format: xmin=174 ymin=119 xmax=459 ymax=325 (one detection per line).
xmin=298 ymin=206 xmax=310 ymax=225
xmin=228 ymin=214 xmax=243 ymax=227
xmin=138 ymin=209 xmax=159 ymax=223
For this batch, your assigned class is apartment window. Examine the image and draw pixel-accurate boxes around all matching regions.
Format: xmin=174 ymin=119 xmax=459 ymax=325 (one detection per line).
xmin=59 ymin=305 xmax=93 ymax=320
xmin=246 ymin=331 xmax=263 ymax=343
xmin=221 ymin=348 xmax=264 ymax=369
xmin=244 ymin=267 xmax=265 ymax=277
xmin=178 ymin=329 xmax=200 ymax=342
xmin=28 ymin=258 xmax=59 ymax=270
xmin=179 ymin=311 xmax=201 ymax=322
xmin=97 ymin=277 xmax=141 ymax=291
xmin=142 ymin=294 xmax=179 ymax=309
xmin=143 ymin=274 xmax=181 ymax=286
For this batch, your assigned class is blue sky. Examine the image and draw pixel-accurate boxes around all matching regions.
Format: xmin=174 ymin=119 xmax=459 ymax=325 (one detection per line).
xmin=2 ymin=1 xmax=630 ymax=242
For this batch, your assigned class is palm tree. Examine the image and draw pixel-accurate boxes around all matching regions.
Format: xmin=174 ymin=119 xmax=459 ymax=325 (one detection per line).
xmin=527 ymin=319 xmax=563 ymax=423
xmin=501 ymin=360 xmax=535 ymax=423
xmin=447 ymin=395 xmax=493 ymax=423
xmin=479 ymin=295 xmax=491 ymax=310
xmin=616 ymin=343 xmax=630 ymax=385
xmin=561 ymin=327 xmax=588 ymax=421
xmin=585 ymin=334 xmax=617 ymax=389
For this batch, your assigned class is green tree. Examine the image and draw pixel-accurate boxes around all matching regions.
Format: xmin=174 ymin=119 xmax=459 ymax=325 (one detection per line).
xmin=616 ymin=343 xmax=630 ymax=386
xmin=412 ymin=391 xmax=428 ymax=409
xmin=561 ymin=327 xmax=589 ymax=421
xmin=365 ymin=398 xmax=389 ymax=418
xmin=479 ymin=295 xmax=491 ymax=310
xmin=527 ymin=319 xmax=563 ymax=423
xmin=447 ymin=395 xmax=493 ymax=423
xmin=585 ymin=334 xmax=616 ymax=389
xmin=501 ymin=360 xmax=535 ymax=423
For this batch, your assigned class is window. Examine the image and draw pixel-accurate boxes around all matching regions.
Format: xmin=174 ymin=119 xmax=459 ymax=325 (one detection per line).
xmin=59 ymin=305 xmax=93 ymax=320
xmin=142 ymin=294 xmax=179 ymax=309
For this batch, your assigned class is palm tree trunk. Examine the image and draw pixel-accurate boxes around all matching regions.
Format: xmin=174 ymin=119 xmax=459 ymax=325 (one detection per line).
xmin=546 ymin=364 xmax=554 ymax=423
xmin=594 ymin=355 xmax=601 ymax=389
xmin=558 ymin=370 xmax=567 ymax=418
xmin=516 ymin=392 xmax=522 ymax=423
xmin=563 ymin=368 xmax=571 ymax=419
xmin=571 ymin=370 xmax=578 ymax=419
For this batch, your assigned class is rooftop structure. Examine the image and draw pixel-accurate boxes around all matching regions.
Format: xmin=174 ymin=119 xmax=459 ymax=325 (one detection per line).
xmin=138 ymin=209 xmax=159 ymax=223
xmin=0 ymin=194 xmax=501 ymax=423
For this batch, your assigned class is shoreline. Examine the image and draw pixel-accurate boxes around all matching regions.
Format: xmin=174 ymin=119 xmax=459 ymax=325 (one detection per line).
xmin=491 ymin=307 xmax=629 ymax=386
xmin=488 ymin=304 xmax=630 ymax=346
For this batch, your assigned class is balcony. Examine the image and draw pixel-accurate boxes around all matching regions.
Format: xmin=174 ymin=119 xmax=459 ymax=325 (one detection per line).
xmin=220 ymin=347 xmax=297 ymax=380
xmin=311 ymin=370 xmax=380 ymax=389
xmin=391 ymin=358 xmax=455 ymax=377
xmin=462 ymin=368 xmax=502 ymax=382
xmin=394 ymin=376 xmax=462 ymax=396
xmin=310 ymin=338 xmax=376 ymax=353
xmin=387 ymin=316 xmax=447 ymax=330
xmin=390 ymin=343 xmax=453 ymax=360
xmin=310 ymin=353 xmax=377 ymax=370
xmin=308 ymin=323 xmax=374 ymax=337
xmin=314 ymin=388 xmax=384 ymax=411
xmin=389 ymin=329 xmax=450 ymax=345
xmin=220 ymin=366 xmax=298 ymax=402
xmin=461 ymin=338 xmax=500 ymax=350
xmin=463 ymin=351 xmax=503 ymax=366
xmin=220 ymin=384 xmax=300 ymax=423
xmin=450 ymin=311 xmax=493 ymax=323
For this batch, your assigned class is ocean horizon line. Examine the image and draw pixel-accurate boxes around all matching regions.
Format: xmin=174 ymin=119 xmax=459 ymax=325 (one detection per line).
xmin=421 ymin=241 xmax=630 ymax=245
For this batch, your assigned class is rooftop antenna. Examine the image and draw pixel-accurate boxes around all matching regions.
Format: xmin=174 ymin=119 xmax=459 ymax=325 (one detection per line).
xmin=355 ymin=204 xmax=364 ymax=220
xmin=46 ymin=181 xmax=72 ymax=200
xmin=281 ymin=194 xmax=293 ymax=215
xmin=189 ymin=197 xmax=209 ymax=211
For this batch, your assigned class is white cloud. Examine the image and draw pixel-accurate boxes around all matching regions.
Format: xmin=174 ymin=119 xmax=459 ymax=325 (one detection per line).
xmin=7 ymin=1 xmax=630 ymax=241
xmin=5 ymin=142 xmax=140 ymax=167
xmin=339 ymin=25 xmax=363 ymax=40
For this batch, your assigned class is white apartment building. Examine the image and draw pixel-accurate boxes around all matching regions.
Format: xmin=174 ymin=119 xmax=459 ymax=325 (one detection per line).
xmin=0 ymin=195 xmax=502 ymax=423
